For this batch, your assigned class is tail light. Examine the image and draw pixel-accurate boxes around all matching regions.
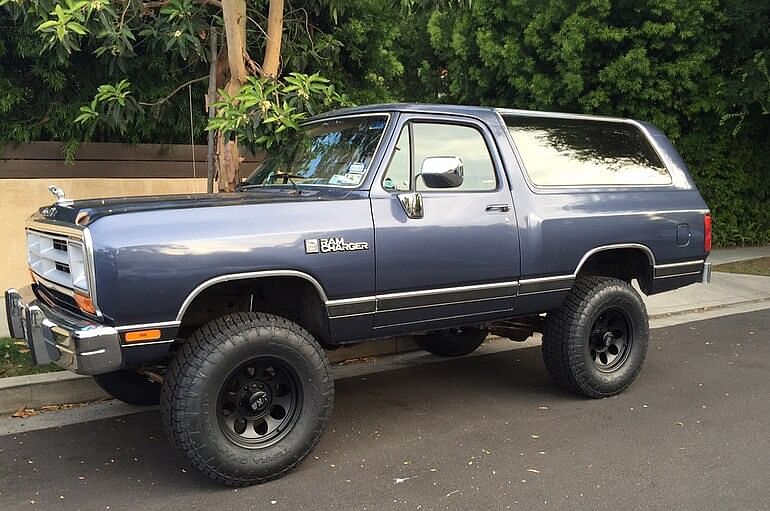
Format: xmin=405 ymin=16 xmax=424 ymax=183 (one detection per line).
xmin=704 ymin=214 xmax=712 ymax=253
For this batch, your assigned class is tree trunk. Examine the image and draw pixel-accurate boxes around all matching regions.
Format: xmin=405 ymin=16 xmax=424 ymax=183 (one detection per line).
xmin=217 ymin=0 xmax=248 ymax=192
xmin=262 ymin=0 xmax=285 ymax=78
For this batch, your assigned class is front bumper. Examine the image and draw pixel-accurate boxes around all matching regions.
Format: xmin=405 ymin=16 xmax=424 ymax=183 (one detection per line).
xmin=4 ymin=285 xmax=122 ymax=375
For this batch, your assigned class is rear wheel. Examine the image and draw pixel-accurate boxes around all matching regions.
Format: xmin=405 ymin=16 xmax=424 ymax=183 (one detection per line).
xmin=414 ymin=327 xmax=488 ymax=357
xmin=161 ymin=312 xmax=334 ymax=486
xmin=93 ymin=369 xmax=161 ymax=406
xmin=542 ymin=276 xmax=649 ymax=398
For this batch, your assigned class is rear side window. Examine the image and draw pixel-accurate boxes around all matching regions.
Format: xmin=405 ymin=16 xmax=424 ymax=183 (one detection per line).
xmin=504 ymin=116 xmax=671 ymax=186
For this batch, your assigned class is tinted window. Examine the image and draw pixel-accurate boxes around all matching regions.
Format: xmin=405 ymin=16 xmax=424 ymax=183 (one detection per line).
xmin=414 ymin=124 xmax=496 ymax=191
xmin=504 ymin=116 xmax=671 ymax=186
xmin=383 ymin=122 xmax=497 ymax=192
xmin=246 ymin=115 xmax=388 ymax=188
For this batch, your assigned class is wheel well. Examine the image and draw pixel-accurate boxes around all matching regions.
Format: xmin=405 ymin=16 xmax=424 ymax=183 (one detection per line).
xmin=577 ymin=248 xmax=654 ymax=295
xmin=177 ymin=277 xmax=331 ymax=346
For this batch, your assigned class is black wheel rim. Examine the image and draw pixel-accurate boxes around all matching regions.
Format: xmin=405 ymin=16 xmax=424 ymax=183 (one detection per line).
xmin=217 ymin=357 xmax=302 ymax=449
xmin=589 ymin=307 xmax=633 ymax=372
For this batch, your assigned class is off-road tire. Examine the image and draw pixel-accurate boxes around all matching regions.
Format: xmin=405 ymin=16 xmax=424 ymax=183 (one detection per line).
xmin=542 ymin=276 xmax=649 ymax=398
xmin=93 ymin=369 xmax=161 ymax=406
xmin=414 ymin=327 xmax=488 ymax=357
xmin=160 ymin=313 xmax=334 ymax=486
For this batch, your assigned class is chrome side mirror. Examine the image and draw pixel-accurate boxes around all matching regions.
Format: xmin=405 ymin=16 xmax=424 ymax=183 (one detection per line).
xmin=398 ymin=192 xmax=423 ymax=219
xmin=417 ymin=156 xmax=464 ymax=189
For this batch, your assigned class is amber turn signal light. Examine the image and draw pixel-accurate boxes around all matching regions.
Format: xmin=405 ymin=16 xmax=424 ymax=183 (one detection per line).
xmin=124 ymin=329 xmax=162 ymax=343
xmin=74 ymin=293 xmax=97 ymax=315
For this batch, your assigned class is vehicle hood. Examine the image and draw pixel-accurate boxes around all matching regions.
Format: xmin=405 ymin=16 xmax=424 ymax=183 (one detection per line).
xmin=33 ymin=188 xmax=361 ymax=225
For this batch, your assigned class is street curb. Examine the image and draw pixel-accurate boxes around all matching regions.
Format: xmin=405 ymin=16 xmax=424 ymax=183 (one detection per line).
xmin=0 ymin=371 xmax=108 ymax=415
xmin=0 ymin=337 xmax=422 ymax=415
xmin=649 ymin=296 xmax=770 ymax=319
xmin=2 ymin=299 xmax=769 ymax=415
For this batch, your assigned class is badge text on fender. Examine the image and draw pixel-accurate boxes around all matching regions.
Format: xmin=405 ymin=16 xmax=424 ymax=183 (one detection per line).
xmin=305 ymin=237 xmax=369 ymax=254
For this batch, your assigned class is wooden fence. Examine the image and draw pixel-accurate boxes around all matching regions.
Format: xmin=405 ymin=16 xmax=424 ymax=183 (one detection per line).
xmin=0 ymin=141 xmax=260 ymax=179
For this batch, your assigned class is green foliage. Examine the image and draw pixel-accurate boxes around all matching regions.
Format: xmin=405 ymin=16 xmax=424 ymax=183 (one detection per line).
xmin=413 ymin=0 xmax=770 ymax=246
xmin=0 ymin=0 xmax=351 ymax=148
xmin=1 ymin=0 xmax=768 ymax=246
xmin=0 ymin=10 xmax=210 ymax=146
xmin=0 ymin=337 xmax=61 ymax=377
xmin=74 ymin=79 xmax=139 ymax=130
xmin=209 ymin=72 xmax=348 ymax=150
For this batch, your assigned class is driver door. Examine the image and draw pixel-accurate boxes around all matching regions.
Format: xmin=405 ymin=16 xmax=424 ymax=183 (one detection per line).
xmin=369 ymin=115 xmax=520 ymax=335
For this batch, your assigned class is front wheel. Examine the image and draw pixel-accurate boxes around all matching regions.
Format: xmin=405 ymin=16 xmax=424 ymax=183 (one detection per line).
xmin=161 ymin=313 xmax=334 ymax=486
xmin=542 ymin=276 xmax=649 ymax=398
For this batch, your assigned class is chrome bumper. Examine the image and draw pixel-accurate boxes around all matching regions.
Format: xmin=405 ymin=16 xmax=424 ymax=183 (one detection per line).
xmin=4 ymin=286 xmax=122 ymax=375
xmin=701 ymin=262 xmax=712 ymax=284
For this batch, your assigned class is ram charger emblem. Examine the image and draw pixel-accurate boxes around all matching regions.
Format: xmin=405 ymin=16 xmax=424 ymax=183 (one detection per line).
xmin=305 ymin=237 xmax=369 ymax=254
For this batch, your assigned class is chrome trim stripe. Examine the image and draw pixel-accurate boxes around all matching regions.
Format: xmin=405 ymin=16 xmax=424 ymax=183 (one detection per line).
xmin=34 ymin=275 xmax=76 ymax=297
xmin=122 ymin=339 xmax=176 ymax=348
xmin=176 ymin=270 xmax=329 ymax=322
xmin=654 ymin=260 xmax=704 ymax=278
xmin=25 ymin=218 xmax=85 ymax=238
xmin=517 ymin=276 xmax=574 ymax=295
xmin=326 ymin=281 xmax=519 ymax=317
xmin=574 ymin=244 xmax=655 ymax=274
xmin=654 ymin=270 xmax=702 ymax=279
xmin=539 ymin=209 xmax=709 ymax=218
xmin=115 ymin=321 xmax=182 ymax=332
xmin=79 ymin=348 xmax=107 ymax=356
xmin=378 ymin=293 xmax=515 ymax=313
xmin=517 ymin=274 xmax=575 ymax=284
xmin=82 ymin=227 xmax=102 ymax=318
xmin=518 ymin=287 xmax=573 ymax=296
xmin=654 ymin=259 xmax=705 ymax=269
xmin=378 ymin=280 xmax=518 ymax=300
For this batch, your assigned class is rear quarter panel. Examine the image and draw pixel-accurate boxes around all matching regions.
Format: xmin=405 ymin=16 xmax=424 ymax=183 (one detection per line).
xmin=492 ymin=112 xmax=710 ymax=312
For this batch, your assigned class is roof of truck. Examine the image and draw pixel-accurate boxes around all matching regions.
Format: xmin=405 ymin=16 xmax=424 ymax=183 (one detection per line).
xmin=310 ymin=103 xmax=496 ymax=120
xmin=310 ymin=103 xmax=638 ymax=125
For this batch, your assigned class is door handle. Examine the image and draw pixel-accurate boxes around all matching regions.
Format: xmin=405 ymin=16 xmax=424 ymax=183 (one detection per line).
xmin=485 ymin=204 xmax=510 ymax=213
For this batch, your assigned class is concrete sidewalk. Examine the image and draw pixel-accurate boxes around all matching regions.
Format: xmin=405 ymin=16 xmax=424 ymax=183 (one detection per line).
xmin=707 ymin=245 xmax=770 ymax=265
xmin=645 ymin=271 xmax=770 ymax=317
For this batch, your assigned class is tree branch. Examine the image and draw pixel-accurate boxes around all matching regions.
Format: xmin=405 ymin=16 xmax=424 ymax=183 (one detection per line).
xmin=138 ymin=76 xmax=209 ymax=106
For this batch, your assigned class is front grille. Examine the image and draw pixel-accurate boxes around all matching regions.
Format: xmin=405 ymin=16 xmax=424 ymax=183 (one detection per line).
xmin=27 ymin=230 xmax=88 ymax=292
xmin=35 ymin=281 xmax=81 ymax=316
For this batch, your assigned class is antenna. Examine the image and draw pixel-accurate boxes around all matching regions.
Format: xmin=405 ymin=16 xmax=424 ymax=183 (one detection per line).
xmin=188 ymin=84 xmax=197 ymax=186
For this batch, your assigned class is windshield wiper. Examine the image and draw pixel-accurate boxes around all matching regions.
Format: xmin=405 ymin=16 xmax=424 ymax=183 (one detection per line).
xmin=273 ymin=171 xmax=303 ymax=194
xmin=236 ymin=171 xmax=305 ymax=195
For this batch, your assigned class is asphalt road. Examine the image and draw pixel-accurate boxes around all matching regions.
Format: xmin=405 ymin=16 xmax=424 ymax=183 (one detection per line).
xmin=1 ymin=310 xmax=769 ymax=511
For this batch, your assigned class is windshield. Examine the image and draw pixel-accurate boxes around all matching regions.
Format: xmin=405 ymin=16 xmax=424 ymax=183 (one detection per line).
xmin=245 ymin=115 xmax=388 ymax=188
